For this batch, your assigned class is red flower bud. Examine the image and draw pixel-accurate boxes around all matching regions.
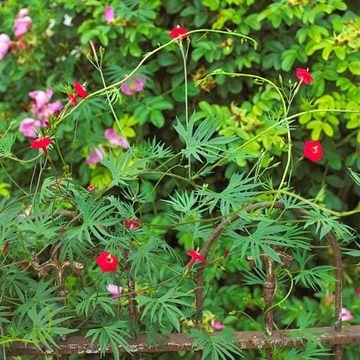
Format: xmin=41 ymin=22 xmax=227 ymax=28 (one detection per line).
xmin=1 ymin=240 xmax=9 ymax=254
xmin=124 ymin=218 xmax=141 ymax=230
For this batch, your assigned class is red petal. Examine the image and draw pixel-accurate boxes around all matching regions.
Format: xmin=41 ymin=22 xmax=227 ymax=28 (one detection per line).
xmin=96 ymin=251 xmax=118 ymax=272
xmin=303 ymin=140 xmax=323 ymax=163
xmin=296 ymin=68 xmax=313 ymax=85
xmin=74 ymin=81 xmax=87 ymax=99
xmin=31 ymin=137 xmax=52 ymax=150
xmin=169 ymin=27 xmax=189 ymax=40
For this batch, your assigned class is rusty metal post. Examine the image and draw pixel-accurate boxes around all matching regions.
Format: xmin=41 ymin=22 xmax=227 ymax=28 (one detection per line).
xmin=122 ymin=249 xmax=138 ymax=360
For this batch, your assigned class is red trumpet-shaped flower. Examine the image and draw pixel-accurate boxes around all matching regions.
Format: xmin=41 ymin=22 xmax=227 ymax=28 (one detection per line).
xmin=124 ymin=218 xmax=141 ymax=230
xmin=187 ymin=249 xmax=206 ymax=271
xmin=31 ymin=137 xmax=52 ymax=156
xmin=303 ymin=140 xmax=323 ymax=163
xmin=296 ymin=68 xmax=313 ymax=85
xmin=96 ymin=251 xmax=118 ymax=272
xmin=170 ymin=26 xmax=189 ymax=41
xmin=68 ymin=81 xmax=87 ymax=106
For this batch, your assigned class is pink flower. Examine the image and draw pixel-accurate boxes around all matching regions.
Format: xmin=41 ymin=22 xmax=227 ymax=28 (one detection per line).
xmin=107 ymin=284 xmax=123 ymax=299
xmin=120 ymin=76 xmax=145 ymax=96
xmin=104 ymin=129 xmax=129 ymax=149
xmin=0 ymin=34 xmax=11 ymax=60
xmin=48 ymin=100 xmax=62 ymax=115
xmin=19 ymin=118 xmax=41 ymax=138
xmin=355 ymin=289 xmax=360 ymax=297
xmin=17 ymin=8 xmax=30 ymax=18
xmin=341 ymin=308 xmax=353 ymax=322
xmin=13 ymin=15 xmax=32 ymax=39
xmin=327 ymin=293 xmax=334 ymax=303
xmin=104 ymin=6 xmax=115 ymax=23
xmin=86 ymin=147 xmax=104 ymax=165
xmin=211 ymin=320 xmax=224 ymax=331
xmin=29 ymin=88 xmax=53 ymax=109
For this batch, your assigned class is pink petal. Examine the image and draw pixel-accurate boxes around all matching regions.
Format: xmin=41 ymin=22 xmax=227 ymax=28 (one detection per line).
xmin=104 ymin=6 xmax=115 ymax=23
xmin=120 ymin=82 xmax=134 ymax=96
xmin=48 ymin=100 xmax=62 ymax=114
xmin=211 ymin=320 xmax=224 ymax=331
xmin=341 ymin=308 xmax=353 ymax=322
xmin=19 ymin=118 xmax=41 ymax=138
xmin=17 ymin=8 xmax=29 ymax=18
xmin=13 ymin=16 xmax=32 ymax=38
xmin=29 ymin=90 xmax=48 ymax=108
xmin=107 ymin=284 xmax=123 ymax=295
xmin=86 ymin=147 xmax=104 ymax=165
xmin=0 ymin=34 xmax=11 ymax=60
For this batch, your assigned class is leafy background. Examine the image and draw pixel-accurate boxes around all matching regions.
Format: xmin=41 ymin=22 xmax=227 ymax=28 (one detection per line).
xmin=0 ymin=0 xmax=359 ymax=359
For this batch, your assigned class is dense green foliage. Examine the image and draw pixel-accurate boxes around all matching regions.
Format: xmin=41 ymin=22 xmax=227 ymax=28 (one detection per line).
xmin=0 ymin=0 xmax=359 ymax=359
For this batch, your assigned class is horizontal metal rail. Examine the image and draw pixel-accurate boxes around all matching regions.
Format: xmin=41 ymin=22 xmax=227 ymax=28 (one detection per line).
xmin=7 ymin=325 xmax=360 ymax=355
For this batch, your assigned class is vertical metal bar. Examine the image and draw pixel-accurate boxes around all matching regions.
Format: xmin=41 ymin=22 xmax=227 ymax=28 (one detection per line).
xmin=123 ymin=249 xmax=138 ymax=360
xmin=195 ymin=264 xmax=205 ymax=360
xmin=326 ymin=232 xmax=343 ymax=360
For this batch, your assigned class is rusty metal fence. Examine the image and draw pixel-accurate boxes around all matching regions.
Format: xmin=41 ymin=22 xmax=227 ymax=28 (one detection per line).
xmin=6 ymin=202 xmax=360 ymax=358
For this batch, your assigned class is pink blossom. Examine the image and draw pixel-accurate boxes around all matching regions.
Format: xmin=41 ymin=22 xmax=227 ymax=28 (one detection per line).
xmin=86 ymin=147 xmax=104 ymax=165
xmin=211 ymin=320 xmax=224 ymax=331
xmin=29 ymin=88 xmax=53 ymax=109
xmin=107 ymin=284 xmax=123 ymax=299
xmin=0 ymin=34 xmax=11 ymax=60
xmin=28 ymin=88 xmax=62 ymax=125
xmin=48 ymin=100 xmax=62 ymax=115
xmin=327 ymin=293 xmax=334 ymax=303
xmin=17 ymin=8 xmax=30 ymax=18
xmin=19 ymin=118 xmax=41 ymax=138
xmin=120 ymin=76 xmax=145 ymax=96
xmin=13 ymin=15 xmax=32 ymax=39
xmin=341 ymin=308 xmax=353 ymax=322
xmin=104 ymin=129 xmax=129 ymax=149
xmin=104 ymin=6 xmax=115 ymax=23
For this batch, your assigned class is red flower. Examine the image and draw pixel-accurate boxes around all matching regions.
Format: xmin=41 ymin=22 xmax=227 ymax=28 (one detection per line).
xmin=60 ymin=228 xmax=66 ymax=234
xmin=124 ymin=218 xmax=141 ymax=230
xmin=170 ymin=26 xmax=189 ymax=41
xmin=296 ymin=68 xmax=313 ymax=85
xmin=224 ymin=249 xmax=230 ymax=259
xmin=187 ymin=249 xmax=206 ymax=271
xmin=96 ymin=251 xmax=118 ymax=272
xmin=87 ymin=185 xmax=97 ymax=192
xmin=31 ymin=137 xmax=52 ymax=156
xmin=1 ymin=240 xmax=9 ymax=254
xmin=68 ymin=94 xmax=78 ymax=106
xmin=74 ymin=81 xmax=87 ymax=99
xmin=303 ymin=140 xmax=323 ymax=163
xmin=68 ymin=81 xmax=87 ymax=106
